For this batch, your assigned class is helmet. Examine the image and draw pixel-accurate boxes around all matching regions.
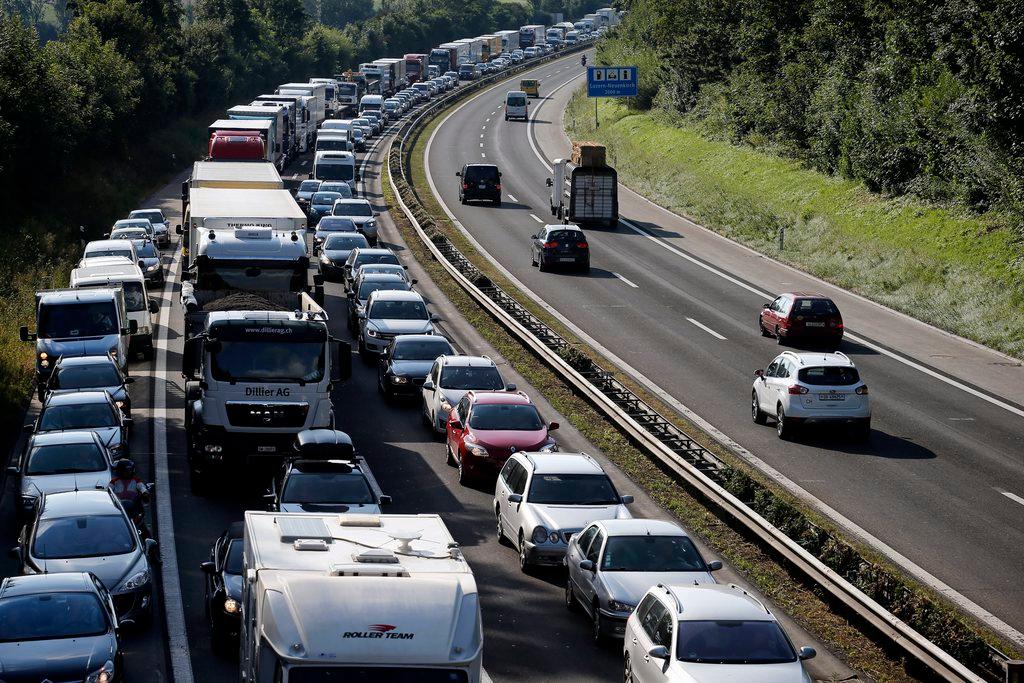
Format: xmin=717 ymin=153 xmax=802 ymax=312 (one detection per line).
xmin=113 ymin=459 xmax=136 ymax=479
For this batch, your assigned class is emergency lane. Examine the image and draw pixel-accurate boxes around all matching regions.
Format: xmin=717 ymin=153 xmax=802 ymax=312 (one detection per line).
xmin=425 ymin=51 xmax=1024 ymax=639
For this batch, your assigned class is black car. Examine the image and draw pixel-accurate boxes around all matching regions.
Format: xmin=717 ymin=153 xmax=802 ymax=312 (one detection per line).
xmin=0 ymin=573 xmax=124 ymax=682
xmin=294 ymin=179 xmax=322 ymax=211
xmin=378 ymin=334 xmax=456 ymax=399
xmin=201 ymin=522 xmax=244 ymax=654
xmin=267 ymin=458 xmax=391 ymax=514
xmin=319 ymin=232 xmax=369 ymax=282
xmin=457 ymin=163 xmax=501 ymax=205
xmin=530 ymin=224 xmax=590 ymax=272
xmin=341 ymin=247 xmax=402 ymax=292
xmin=309 ymin=191 xmax=345 ymax=221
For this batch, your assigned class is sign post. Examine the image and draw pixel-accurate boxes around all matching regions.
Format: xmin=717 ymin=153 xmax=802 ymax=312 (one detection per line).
xmin=586 ymin=66 xmax=638 ymax=129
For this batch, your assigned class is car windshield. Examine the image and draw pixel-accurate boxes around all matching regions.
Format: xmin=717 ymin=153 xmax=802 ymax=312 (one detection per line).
xmin=299 ymin=180 xmax=322 ymax=192
xmin=464 ymin=166 xmax=499 ymax=183
xmin=39 ymin=403 xmax=117 ymax=430
xmin=133 ymin=241 xmax=158 ymax=258
xmin=335 ymin=202 xmax=373 ymax=217
xmin=392 ymin=339 xmax=452 ymax=360
xmin=131 ymin=211 xmax=163 ymax=223
xmin=676 ymin=620 xmax=797 ymax=664
xmin=793 ymin=298 xmax=839 ymax=316
xmin=53 ymin=363 xmax=120 ymax=389
xmin=527 ymin=473 xmax=619 ymax=505
xmin=111 ymin=229 xmax=146 ymax=240
xmin=469 ymin=403 xmax=543 ymax=430
xmin=507 ymin=96 xmax=527 ymax=107
xmin=317 ymin=217 xmax=356 ymax=232
xmin=547 ymin=230 xmax=582 ymax=242
xmin=116 ymin=221 xmax=150 ymax=230
xmin=324 ymin=234 xmax=367 ymax=250
xmin=439 ymin=365 xmax=504 ymax=390
xmin=317 ymin=163 xmax=354 ymax=181
xmin=34 ymin=514 xmax=135 ymax=558
xmin=355 ymin=253 xmax=400 ymax=267
xmin=0 ymin=593 xmax=108 ymax=642
xmin=38 ymin=301 xmax=119 ymax=339
xmin=368 ymin=300 xmax=427 ymax=320
xmin=225 ymin=539 xmax=243 ymax=574
xmin=85 ymin=248 xmax=132 ymax=260
xmin=312 ymin=192 xmax=342 ymax=206
xmin=27 ymin=443 xmax=106 ymax=475
xmin=358 ymin=281 xmax=409 ymax=300
xmin=358 ymin=264 xmax=405 ymax=278
xmin=210 ymin=340 xmax=324 ymax=383
xmin=798 ymin=366 xmax=861 ymax=386
xmin=282 ymin=471 xmax=375 ymax=504
xmin=289 ymin=668 xmax=470 ymax=683
xmin=320 ymin=183 xmax=353 ymax=198
xmin=601 ymin=535 xmax=705 ymax=572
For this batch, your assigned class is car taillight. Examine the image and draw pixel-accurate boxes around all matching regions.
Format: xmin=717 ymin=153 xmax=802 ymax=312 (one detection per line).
xmin=831 ymin=319 xmax=844 ymax=329
xmin=543 ymin=241 xmax=558 ymax=248
xmin=855 ymin=385 xmax=868 ymax=395
xmin=576 ymin=241 xmax=588 ymax=248
xmin=788 ymin=385 xmax=809 ymax=395
xmin=462 ymin=183 xmax=469 ymax=189
xmin=496 ymin=183 xmax=501 ymax=190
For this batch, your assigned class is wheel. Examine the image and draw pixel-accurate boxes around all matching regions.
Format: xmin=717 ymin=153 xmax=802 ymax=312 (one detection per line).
xmin=518 ymin=532 xmax=531 ymax=573
xmin=776 ymin=404 xmax=793 ymax=440
xmin=446 ymin=443 xmax=456 ymax=467
xmin=460 ymin=195 xmax=466 ymax=205
xmin=623 ymin=653 xmax=634 ymax=683
xmin=751 ymin=390 xmax=767 ymax=424
xmin=143 ymin=345 xmax=155 ymax=361
xmin=492 ymin=198 xmax=501 ymax=206
xmin=579 ymin=263 xmax=590 ymax=274
xmin=421 ymin=402 xmax=433 ymax=429
xmin=531 ymin=249 xmax=537 ymax=266
xmin=495 ymin=508 xmax=508 ymax=545
xmin=565 ymin=581 xmax=579 ymax=612
xmin=775 ymin=326 xmax=785 ymax=345
xmin=457 ymin=453 xmax=472 ymax=485
xmin=759 ymin=318 xmax=771 ymax=337
xmin=504 ymin=115 xmax=509 ymax=121
xmin=592 ymin=607 xmax=608 ymax=645
xmin=538 ymin=255 xmax=549 ymax=272
xmin=36 ymin=383 xmax=45 ymax=402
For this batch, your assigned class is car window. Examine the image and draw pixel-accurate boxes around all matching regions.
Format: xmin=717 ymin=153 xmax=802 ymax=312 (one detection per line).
xmin=455 ymin=396 xmax=471 ymax=422
xmin=765 ymin=361 xmax=780 ymax=378
xmin=367 ymin=299 xmax=427 ymax=320
xmin=27 ymin=443 xmax=106 ymax=475
xmin=355 ymin=252 xmax=400 ymax=267
xmin=34 ymin=514 xmax=135 ymax=558
xmin=299 ymin=180 xmax=321 ymax=191
xmin=468 ymin=404 xmax=543 ymax=431
xmin=777 ymin=360 xmax=791 ymax=379
xmin=576 ymin=525 xmax=599 ymax=555
xmin=507 ymin=95 xmax=527 ymax=107
xmin=799 ymin=366 xmax=860 ymax=385
xmin=464 ymin=166 xmax=499 ymax=183
xmin=324 ymin=234 xmax=368 ymax=250
xmin=585 ymin=529 xmax=605 ymax=562
xmin=282 ymin=471 xmax=374 ymax=504
xmin=653 ymin=608 xmax=674 ymax=647
xmin=528 ymin=474 xmax=619 ymax=505
xmin=358 ymin=281 xmax=409 ymax=300
xmin=392 ymin=338 xmax=452 ymax=361
xmin=793 ymin=298 xmax=839 ymax=316
xmin=641 ymin=598 xmax=668 ymax=642
xmin=439 ymin=365 xmax=504 ymax=390
xmin=635 ymin=593 xmax=658 ymax=624
xmin=0 ymin=592 xmax=108 ymax=641
xmin=39 ymin=403 xmax=118 ymax=430
xmin=509 ymin=462 xmax=528 ymax=494
xmin=52 ymin=363 xmax=120 ymax=389
xmin=225 ymin=539 xmax=243 ymax=574
xmin=601 ymin=535 xmax=705 ymax=572
xmin=676 ymin=620 xmax=797 ymax=664
xmin=769 ymin=297 xmax=783 ymax=312
xmin=499 ymin=458 xmax=517 ymax=486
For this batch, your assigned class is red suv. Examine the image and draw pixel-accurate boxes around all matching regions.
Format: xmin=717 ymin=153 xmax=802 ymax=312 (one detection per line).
xmin=760 ymin=292 xmax=844 ymax=348
xmin=445 ymin=391 xmax=558 ymax=485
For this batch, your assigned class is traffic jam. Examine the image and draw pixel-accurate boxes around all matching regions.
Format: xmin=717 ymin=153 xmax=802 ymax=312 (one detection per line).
xmin=4 ymin=13 xmax=828 ymax=683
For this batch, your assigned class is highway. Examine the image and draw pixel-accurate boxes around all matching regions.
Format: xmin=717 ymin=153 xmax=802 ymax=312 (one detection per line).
xmin=0 ymin=88 xmax=857 ymax=680
xmin=424 ymin=50 xmax=1024 ymax=642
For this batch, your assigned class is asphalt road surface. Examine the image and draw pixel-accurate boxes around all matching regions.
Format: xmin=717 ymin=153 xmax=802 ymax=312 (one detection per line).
xmin=424 ymin=50 xmax=1024 ymax=644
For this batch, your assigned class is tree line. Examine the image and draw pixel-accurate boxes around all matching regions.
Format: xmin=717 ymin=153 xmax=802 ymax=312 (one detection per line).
xmin=599 ymin=0 xmax=1024 ymax=223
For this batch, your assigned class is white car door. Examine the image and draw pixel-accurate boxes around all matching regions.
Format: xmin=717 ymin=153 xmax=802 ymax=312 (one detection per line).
xmin=634 ymin=598 xmax=673 ymax=682
xmin=505 ymin=463 xmax=529 ymax=539
xmin=423 ymin=361 xmax=441 ymax=424
xmin=567 ymin=525 xmax=598 ymax=601
xmin=495 ymin=459 xmax=515 ymax=536
xmin=757 ymin=359 xmax=780 ymax=411
xmin=580 ymin=528 xmax=606 ymax=611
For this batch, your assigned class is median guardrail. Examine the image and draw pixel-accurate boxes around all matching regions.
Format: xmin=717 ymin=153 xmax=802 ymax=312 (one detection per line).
xmin=383 ymin=47 xmax=1012 ymax=683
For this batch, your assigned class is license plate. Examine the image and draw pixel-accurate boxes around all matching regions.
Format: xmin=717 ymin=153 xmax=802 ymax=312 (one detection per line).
xmin=559 ymin=257 xmax=576 ymax=262
xmin=818 ymin=393 xmax=845 ymax=401
xmin=478 ymin=184 xmax=487 ymax=189
xmin=257 ymin=446 xmax=277 ymax=453
xmin=805 ymin=322 xmax=825 ymax=327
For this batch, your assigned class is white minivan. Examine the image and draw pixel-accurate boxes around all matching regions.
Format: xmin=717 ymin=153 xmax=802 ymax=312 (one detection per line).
xmin=315 ymin=131 xmax=352 ymax=153
xmin=505 ymin=90 xmax=529 ymax=121
xmin=70 ymin=257 xmax=159 ymax=359
xmin=312 ymin=150 xmax=359 ymax=190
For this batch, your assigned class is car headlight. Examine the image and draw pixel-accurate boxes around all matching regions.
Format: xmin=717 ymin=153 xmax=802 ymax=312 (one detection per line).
xmin=467 ymin=443 xmax=489 ymax=458
xmin=390 ymin=375 xmax=408 ymax=384
xmin=608 ymin=599 xmax=637 ymax=613
xmin=38 ymin=352 xmax=49 ymax=368
xmin=439 ymin=397 xmax=453 ymax=412
xmin=109 ymin=346 xmax=118 ymax=357
xmin=366 ymin=219 xmax=376 ymax=227
xmin=223 ymin=597 xmax=240 ymax=614
xmin=115 ymin=400 xmax=125 ymax=409
xmin=538 ymin=442 xmax=558 ymax=453
xmin=118 ymin=568 xmax=150 ymax=592
xmin=147 ymin=263 xmax=159 ymax=271
xmin=86 ymin=659 xmax=115 ymax=683
xmin=366 ymin=328 xmax=380 ymax=338
xmin=531 ymin=526 xmax=549 ymax=544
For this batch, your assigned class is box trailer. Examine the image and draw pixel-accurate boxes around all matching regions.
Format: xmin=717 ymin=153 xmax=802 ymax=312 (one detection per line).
xmin=182 ymin=161 xmax=283 ymax=222
xmin=548 ymin=156 xmax=619 ymax=229
xmin=496 ymin=29 xmax=520 ymax=52
xmin=519 ymin=24 xmax=546 ymax=47
xmin=404 ymin=53 xmax=428 ymax=84
xmin=226 ymin=106 xmax=288 ymax=164
xmin=208 ymin=119 xmax=282 ymax=170
xmin=255 ymin=94 xmax=313 ymax=153
xmin=276 ymin=82 xmax=327 ymax=132
xmin=180 ymin=187 xmax=305 ymax=263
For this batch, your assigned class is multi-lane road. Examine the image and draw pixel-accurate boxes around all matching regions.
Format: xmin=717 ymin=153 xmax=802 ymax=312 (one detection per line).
xmin=425 ymin=51 xmax=1024 ymax=643
xmin=0 ymin=76 xmax=858 ymax=682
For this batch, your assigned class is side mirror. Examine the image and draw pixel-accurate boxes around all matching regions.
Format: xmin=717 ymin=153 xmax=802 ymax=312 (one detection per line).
xmin=455 ymin=171 xmax=462 ymax=177
xmin=144 ymin=538 xmax=158 ymax=559
xmin=498 ymin=171 xmax=503 ymax=177
xmin=308 ymin=172 xmax=314 ymax=180
xmin=707 ymin=560 xmax=723 ymax=571
xmin=200 ymin=561 xmax=216 ymax=575
xmin=124 ymin=376 xmax=136 ymax=384
xmin=619 ymin=494 xmax=634 ymax=504
xmin=423 ymin=379 xmax=435 ymax=391
xmin=332 ymin=340 xmax=352 ymax=382
xmin=578 ymin=559 xmax=595 ymax=572
xmin=138 ymin=260 xmax=146 ymax=269
xmin=103 ymin=233 xmax=111 ymax=238
xmin=505 ymin=383 xmax=517 ymax=391
xmin=149 ymin=299 xmax=159 ymax=314
xmin=379 ymin=494 xmax=392 ymax=506
xmin=530 ymin=234 xmax=537 ymax=240
xmin=798 ymin=646 xmax=817 ymax=661
xmin=762 ymin=302 xmax=770 ymax=309
xmin=122 ymin=417 xmax=134 ymax=427
xmin=548 ymin=421 xmax=559 ymax=431
xmin=182 ymin=337 xmax=201 ymax=380
xmin=9 ymin=547 xmax=21 ymax=561
xmin=19 ymin=326 xmax=35 ymax=342
xmin=647 ymin=645 xmax=669 ymax=660
xmin=410 ymin=278 xmax=418 ymax=285
xmin=429 ymin=313 xmax=440 ymax=322
xmin=346 ymin=291 xmax=355 ymax=298
xmin=507 ymin=493 xmax=523 ymax=504
xmin=6 ymin=465 xmax=19 ymax=476
xmin=754 ymin=369 xmax=764 ymax=378
xmin=175 ymin=224 xmax=183 ymax=234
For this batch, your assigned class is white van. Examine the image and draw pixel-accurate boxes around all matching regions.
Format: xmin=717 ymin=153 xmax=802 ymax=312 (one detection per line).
xmin=320 ymin=119 xmax=354 ymax=139
xmin=504 ymin=90 xmax=529 ymax=121
xmin=315 ymin=132 xmax=353 ymax=153
xmin=70 ymin=257 xmax=158 ymax=359
xmin=312 ymin=150 xmax=359 ymax=190
xmin=359 ymin=94 xmax=384 ymax=116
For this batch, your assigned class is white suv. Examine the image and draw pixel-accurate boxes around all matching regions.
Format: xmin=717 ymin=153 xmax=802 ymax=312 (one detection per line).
xmin=752 ymin=351 xmax=870 ymax=441
xmin=624 ymin=584 xmax=816 ymax=683
xmin=494 ymin=453 xmax=633 ymax=572
xmin=421 ymin=355 xmax=512 ymax=433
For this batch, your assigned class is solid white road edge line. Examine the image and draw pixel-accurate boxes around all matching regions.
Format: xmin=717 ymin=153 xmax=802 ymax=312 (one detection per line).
xmin=154 ymin=237 xmax=195 ymax=683
xmin=612 ymin=272 xmax=639 ymax=288
xmin=427 ymin=59 xmax=1024 ymax=646
xmin=687 ymin=317 xmax=726 ymax=340
xmin=998 ymin=489 xmax=1024 ymax=508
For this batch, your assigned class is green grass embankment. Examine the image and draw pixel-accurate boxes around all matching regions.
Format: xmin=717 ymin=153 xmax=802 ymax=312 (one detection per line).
xmin=565 ymin=93 xmax=1024 ymax=359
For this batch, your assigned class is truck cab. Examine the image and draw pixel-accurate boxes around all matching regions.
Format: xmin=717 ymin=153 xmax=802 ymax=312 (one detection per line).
xmin=240 ymin=512 xmax=483 ymax=683
xmin=312 ymin=151 xmax=359 ymax=190
xmin=21 ymin=287 xmax=136 ymax=398
xmin=70 ymin=258 xmax=159 ymax=360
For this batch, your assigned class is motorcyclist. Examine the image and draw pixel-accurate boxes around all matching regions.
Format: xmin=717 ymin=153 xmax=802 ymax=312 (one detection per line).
xmin=110 ymin=459 xmax=151 ymax=539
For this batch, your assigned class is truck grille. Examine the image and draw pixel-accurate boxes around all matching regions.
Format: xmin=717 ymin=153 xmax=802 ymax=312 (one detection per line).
xmin=226 ymin=402 xmax=309 ymax=428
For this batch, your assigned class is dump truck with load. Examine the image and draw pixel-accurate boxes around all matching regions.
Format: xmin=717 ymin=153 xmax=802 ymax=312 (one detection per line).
xmin=547 ymin=142 xmax=619 ymax=229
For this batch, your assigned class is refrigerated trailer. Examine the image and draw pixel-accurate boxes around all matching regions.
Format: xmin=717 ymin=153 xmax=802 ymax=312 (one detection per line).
xmin=181 ymin=161 xmax=284 ymax=224
xmin=496 ymin=29 xmax=520 ymax=52
xmin=548 ymin=158 xmax=619 ymax=229
xmin=208 ymin=119 xmax=282 ymax=170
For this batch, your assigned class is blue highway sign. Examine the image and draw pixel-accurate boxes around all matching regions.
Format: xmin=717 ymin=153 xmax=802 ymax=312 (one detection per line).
xmin=587 ymin=66 xmax=638 ymax=97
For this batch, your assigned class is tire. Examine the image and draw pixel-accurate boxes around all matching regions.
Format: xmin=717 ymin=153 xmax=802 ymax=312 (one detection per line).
xmin=518 ymin=533 xmax=531 ymax=573
xmin=446 ymin=443 xmax=456 ymax=467
xmin=457 ymin=453 xmax=472 ymax=486
xmin=759 ymin=318 xmax=771 ymax=337
xmin=495 ymin=508 xmax=508 ymax=545
xmin=592 ymin=607 xmax=608 ymax=645
xmin=531 ymin=251 xmax=537 ymax=266
xmin=421 ymin=402 xmax=433 ymax=429
xmin=623 ymin=653 xmax=634 ymax=683
xmin=579 ymin=263 xmax=590 ymax=274
xmin=776 ymin=326 xmax=785 ymax=345
xmin=460 ymin=195 xmax=466 ymax=205
xmin=751 ymin=390 xmax=767 ymax=425
xmin=776 ymin=404 xmax=794 ymax=440
xmin=492 ymin=198 xmax=501 ymax=206
xmin=538 ymin=255 xmax=549 ymax=273
xmin=565 ymin=581 xmax=579 ymax=612
xmin=143 ymin=345 xmax=155 ymax=362
xmin=36 ymin=383 xmax=45 ymax=403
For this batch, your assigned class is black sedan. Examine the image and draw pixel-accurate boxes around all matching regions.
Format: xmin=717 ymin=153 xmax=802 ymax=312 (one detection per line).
xmin=319 ymin=231 xmax=369 ymax=281
xmin=308 ymin=191 xmax=345 ymax=222
xmin=0 ymin=573 xmax=124 ymax=682
xmin=294 ymin=179 xmax=322 ymax=212
xmin=530 ymin=224 xmax=590 ymax=272
xmin=378 ymin=334 xmax=455 ymax=399
xmin=201 ymin=522 xmax=244 ymax=654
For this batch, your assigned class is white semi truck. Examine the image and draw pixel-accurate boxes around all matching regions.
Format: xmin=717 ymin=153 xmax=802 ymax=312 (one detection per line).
xmin=239 ymin=511 xmax=483 ymax=683
xmin=179 ymin=187 xmax=304 ymax=263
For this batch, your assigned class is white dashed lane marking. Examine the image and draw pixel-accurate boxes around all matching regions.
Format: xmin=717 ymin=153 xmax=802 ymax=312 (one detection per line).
xmin=686 ymin=317 xmax=727 ymax=340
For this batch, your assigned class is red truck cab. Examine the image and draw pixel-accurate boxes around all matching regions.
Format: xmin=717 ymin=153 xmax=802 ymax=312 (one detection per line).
xmin=404 ymin=53 xmax=428 ymax=84
xmin=207 ymin=131 xmax=265 ymax=161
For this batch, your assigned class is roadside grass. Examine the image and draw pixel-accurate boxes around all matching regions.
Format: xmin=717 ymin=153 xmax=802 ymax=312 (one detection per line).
xmin=564 ymin=94 xmax=1024 ymax=360
xmin=395 ymin=113 xmax=931 ymax=682
xmin=0 ymin=113 xmax=209 ymax=442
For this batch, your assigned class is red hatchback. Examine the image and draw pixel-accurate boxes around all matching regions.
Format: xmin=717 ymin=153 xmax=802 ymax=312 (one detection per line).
xmin=760 ymin=292 xmax=844 ymax=348
xmin=446 ymin=391 xmax=558 ymax=485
